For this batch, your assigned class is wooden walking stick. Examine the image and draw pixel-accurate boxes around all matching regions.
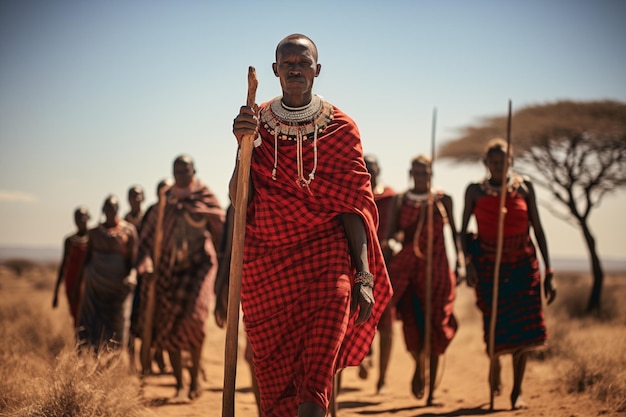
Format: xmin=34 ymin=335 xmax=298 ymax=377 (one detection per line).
xmin=140 ymin=184 xmax=167 ymax=373
xmin=488 ymin=99 xmax=513 ymax=410
xmin=422 ymin=107 xmax=437 ymax=401
xmin=222 ymin=66 xmax=258 ymax=417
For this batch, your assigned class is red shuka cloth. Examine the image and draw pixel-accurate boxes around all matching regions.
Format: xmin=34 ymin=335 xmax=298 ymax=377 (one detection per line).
xmin=63 ymin=235 xmax=88 ymax=326
xmin=387 ymin=192 xmax=457 ymax=355
xmin=241 ymin=100 xmax=393 ymax=416
xmin=469 ymin=185 xmax=547 ymax=355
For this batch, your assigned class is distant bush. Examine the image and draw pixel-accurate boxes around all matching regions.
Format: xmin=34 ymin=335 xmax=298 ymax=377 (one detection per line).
xmin=2 ymin=258 xmax=38 ymax=276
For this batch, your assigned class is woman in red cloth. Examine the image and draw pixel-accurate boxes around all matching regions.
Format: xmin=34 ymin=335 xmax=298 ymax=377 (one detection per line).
xmin=461 ymin=138 xmax=557 ymax=410
xmin=386 ymin=155 xmax=463 ymax=405
xmin=231 ymin=34 xmax=392 ymax=417
xmin=52 ymin=206 xmax=90 ymax=327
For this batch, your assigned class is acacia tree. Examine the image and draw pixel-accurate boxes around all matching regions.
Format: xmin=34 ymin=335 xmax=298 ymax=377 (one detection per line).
xmin=439 ymin=100 xmax=626 ymax=312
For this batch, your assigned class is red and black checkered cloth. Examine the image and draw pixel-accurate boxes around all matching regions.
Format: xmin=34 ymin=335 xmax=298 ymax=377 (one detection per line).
xmin=469 ymin=191 xmax=547 ymax=355
xmin=241 ymin=101 xmax=393 ymax=416
xmin=387 ymin=192 xmax=457 ymax=355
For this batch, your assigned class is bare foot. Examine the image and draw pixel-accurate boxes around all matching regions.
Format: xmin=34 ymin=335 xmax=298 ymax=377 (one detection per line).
xmin=511 ymin=390 xmax=528 ymax=409
xmin=358 ymin=357 xmax=372 ymax=380
xmin=358 ymin=363 xmax=368 ymax=379
xmin=376 ymin=380 xmax=389 ymax=396
xmin=411 ymin=369 xmax=425 ymax=399
xmin=169 ymin=388 xmax=190 ymax=404
xmin=426 ymin=394 xmax=441 ymax=407
xmin=188 ymin=387 xmax=201 ymax=401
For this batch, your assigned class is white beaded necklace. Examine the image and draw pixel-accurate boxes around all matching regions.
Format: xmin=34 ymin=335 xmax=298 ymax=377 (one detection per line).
xmin=260 ymin=95 xmax=333 ymax=188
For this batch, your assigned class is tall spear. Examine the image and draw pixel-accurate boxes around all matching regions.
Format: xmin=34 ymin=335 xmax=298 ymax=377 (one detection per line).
xmin=422 ymin=107 xmax=436 ymax=401
xmin=222 ymin=66 xmax=258 ymax=417
xmin=488 ymin=99 xmax=513 ymax=410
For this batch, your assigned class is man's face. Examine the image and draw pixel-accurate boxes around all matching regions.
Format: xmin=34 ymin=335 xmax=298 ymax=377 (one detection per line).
xmin=173 ymin=161 xmax=194 ymax=187
xmin=273 ymin=39 xmax=320 ymax=98
xmin=103 ymin=199 xmax=118 ymax=219
xmin=410 ymin=163 xmax=430 ymax=189
xmin=129 ymin=190 xmax=144 ymax=209
xmin=75 ymin=210 xmax=90 ymax=229
xmin=484 ymin=151 xmax=508 ymax=182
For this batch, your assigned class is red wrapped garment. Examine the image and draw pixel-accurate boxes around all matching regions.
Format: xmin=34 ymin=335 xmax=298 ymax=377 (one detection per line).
xmin=241 ymin=98 xmax=393 ymax=416
xmin=137 ymin=179 xmax=224 ymax=351
xmin=387 ymin=192 xmax=457 ymax=355
xmin=62 ymin=235 xmax=88 ymax=327
xmin=468 ymin=178 xmax=547 ymax=355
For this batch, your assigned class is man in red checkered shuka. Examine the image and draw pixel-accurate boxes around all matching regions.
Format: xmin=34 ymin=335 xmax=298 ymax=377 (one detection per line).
xmin=230 ymin=34 xmax=393 ymax=417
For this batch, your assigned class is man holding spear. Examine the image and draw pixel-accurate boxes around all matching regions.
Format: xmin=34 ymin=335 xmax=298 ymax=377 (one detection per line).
xmin=229 ymin=33 xmax=392 ymax=417
xmin=385 ymin=153 xmax=463 ymax=405
xmin=461 ymin=136 xmax=557 ymax=410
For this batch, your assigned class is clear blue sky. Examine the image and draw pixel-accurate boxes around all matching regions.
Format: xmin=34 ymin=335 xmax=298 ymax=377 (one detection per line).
xmin=1 ymin=0 xmax=625 ymax=261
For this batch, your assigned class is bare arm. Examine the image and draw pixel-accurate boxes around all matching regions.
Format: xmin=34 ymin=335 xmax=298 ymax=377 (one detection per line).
xmin=524 ymin=179 xmax=556 ymax=304
xmin=340 ymin=213 xmax=374 ymax=325
xmin=461 ymin=184 xmax=479 ymax=286
xmin=73 ymin=230 xmax=93 ymax=301
xmin=52 ymin=237 xmax=71 ymax=308
xmin=127 ymin=224 xmax=139 ymax=274
xmin=442 ymin=194 xmax=466 ymax=283
xmin=383 ymin=194 xmax=401 ymax=243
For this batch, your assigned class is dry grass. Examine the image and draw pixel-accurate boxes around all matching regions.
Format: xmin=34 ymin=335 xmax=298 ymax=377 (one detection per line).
xmin=0 ymin=263 xmax=153 ymax=417
xmin=541 ymin=272 xmax=626 ymax=412
xmin=1 ymin=261 xmax=625 ymax=415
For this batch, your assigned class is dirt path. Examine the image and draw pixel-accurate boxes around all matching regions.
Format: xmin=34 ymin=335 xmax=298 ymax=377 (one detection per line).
xmin=139 ymin=284 xmax=606 ymax=417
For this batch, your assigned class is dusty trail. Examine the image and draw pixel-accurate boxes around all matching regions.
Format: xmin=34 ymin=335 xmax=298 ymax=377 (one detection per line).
xmin=139 ymin=284 xmax=603 ymax=417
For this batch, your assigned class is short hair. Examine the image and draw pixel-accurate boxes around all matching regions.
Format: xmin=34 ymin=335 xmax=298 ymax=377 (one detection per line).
xmin=74 ymin=206 xmax=90 ymax=220
xmin=128 ymin=185 xmax=144 ymax=199
xmin=173 ymin=154 xmax=195 ymax=173
xmin=411 ymin=154 xmax=432 ymax=167
xmin=275 ymin=34 xmax=318 ymax=62
xmin=484 ymin=138 xmax=513 ymax=157
xmin=102 ymin=194 xmax=119 ymax=211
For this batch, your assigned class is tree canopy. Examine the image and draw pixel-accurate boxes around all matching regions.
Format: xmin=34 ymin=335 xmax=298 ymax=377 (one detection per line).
xmin=439 ymin=100 xmax=626 ymax=161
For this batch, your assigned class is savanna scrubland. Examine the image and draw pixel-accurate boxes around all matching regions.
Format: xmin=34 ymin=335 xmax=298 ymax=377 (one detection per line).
xmin=1 ymin=259 xmax=624 ymax=417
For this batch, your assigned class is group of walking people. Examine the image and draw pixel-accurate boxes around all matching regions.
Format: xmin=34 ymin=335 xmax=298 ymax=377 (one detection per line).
xmin=53 ymin=155 xmax=226 ymax=402
xmin=52 ymin=33 xmax=556 ymax=417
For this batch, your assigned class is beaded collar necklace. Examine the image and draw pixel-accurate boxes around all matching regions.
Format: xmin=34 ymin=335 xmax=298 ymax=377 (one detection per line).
xmin=480 ymin=174 xmax=522 ymax=196
xmin=259 ymin=95 xmax=334 ymax=188
xmin=405 ymin=190 xmax=429 ymax=202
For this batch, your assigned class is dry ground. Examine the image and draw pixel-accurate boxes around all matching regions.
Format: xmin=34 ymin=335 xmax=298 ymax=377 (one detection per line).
xmin=138 ymin=284 xmax=614 ymax=417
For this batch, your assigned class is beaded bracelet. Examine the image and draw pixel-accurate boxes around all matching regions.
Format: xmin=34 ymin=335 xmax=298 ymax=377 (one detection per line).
xmin=354 ymin=271 xmax=374 ymax=288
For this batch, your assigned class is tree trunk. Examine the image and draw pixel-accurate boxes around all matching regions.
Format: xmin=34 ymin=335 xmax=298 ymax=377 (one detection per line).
xmin=580 ymin=219 xmax=604 ymax=312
